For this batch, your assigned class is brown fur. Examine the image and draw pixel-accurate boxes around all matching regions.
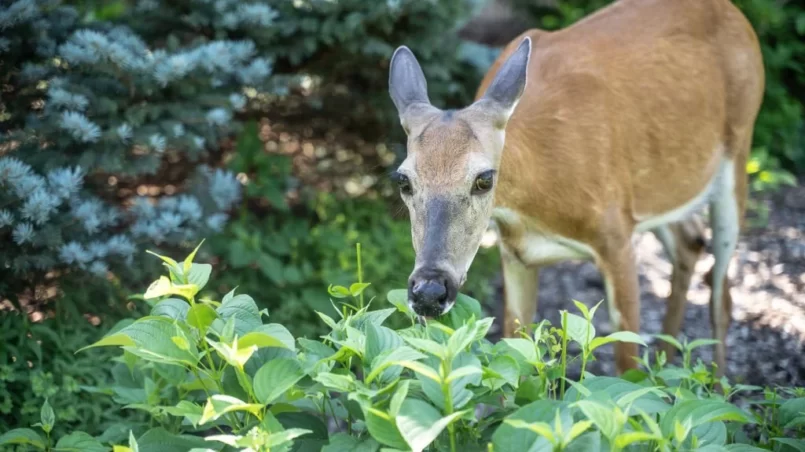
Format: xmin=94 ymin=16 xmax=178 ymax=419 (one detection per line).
xmin=471 ymin=0 xmax=764 ymax=374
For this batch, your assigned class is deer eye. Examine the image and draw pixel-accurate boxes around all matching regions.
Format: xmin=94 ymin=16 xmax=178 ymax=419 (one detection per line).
xmin=393 ymin=172 xmax=413 ymax=196
xmin=472 ymin=171 xmax=495 ymax=195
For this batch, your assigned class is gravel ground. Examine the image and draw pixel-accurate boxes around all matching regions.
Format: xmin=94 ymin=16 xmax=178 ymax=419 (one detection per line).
xmin=485 ymin=182 xmax=805 ymax=388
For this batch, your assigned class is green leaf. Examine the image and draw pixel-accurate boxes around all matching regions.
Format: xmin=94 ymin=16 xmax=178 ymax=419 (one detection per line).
xmin=447 ymin=322 xmax=479 ymax=357
xmin=322 ymin=433 xmax=380 ymax=452
xmin=387 ymin=289 xmax=414 ymax=317
xmin=654 ymin=334 xmax=683 ymax=352
xmin=144 ymin=276 xmax=198 ymax=300
xmin=436 ymin=292 xmax=482 ymax=329
xmin=660 ymin=400 xmax=752 ymax=437
xmin=128 ymin=429 xmax=139 ymax=452
xmin=186 ymin=263 xmax=212 ymax=290
xmin=771 ymin=438 xmax=805 ymax=452
xmin=575 ymin=400 xmax=620 ymax=439
xmin=151 ymin=298 xmax=190 ymax=320
xmin=613 ymin=431 xmax=662 ymax=449
xmin=254 ymin=358 xmax=305 ymax=404
xmin=216 ymin=293 xmax=262 ymax=336
xmin=389 ymin=380 xmax=410 ymax=417
xmin=40 ymin=399 xmax=55 ymax=434
xmin=365 ymin=323 xmax=403 ymax=365
xmin=589 ymin=331 xmax=647 ymax=351
xmin=484 ymin=355 xmax=520 ymax=390
xmin=780 ymin=398 xmax=805 ymax=427
xmin=183 ymin=240 xmax=205 ymax=277
xmin=402 ymin=336 xmax=447 ymax=359
xmin=53 ymin=432 xmax=106 ymax=451
xmin=187 ymin=303 xmax=217 ymax=332
xmin=239 ymin=324 xmax=296 ymax=350
xmin=446 ymin=365 xmax=482 ymax=383
xmin=199 ymin=395 xmax=263 ymax=425
xmin=79 ymin=317 xmax=198 ymax=365
xmin=135 ymin=427 xmax=209 ymax=451
xmin=573 ymin=300 xmax=591 ymax=319
xmin=328 ymin=284 xmax=351 ymax=298
xmin=0 ymin=429 xmax=45 ymax=448
xmin=502 ymin=338 xmax=537 ymax=363
xmin=687 ymin=338 xmax=721 ymax=350
xmin=418 ymin=353 xmax=481 ymax=411
xmin=366 ymin=346 xmax=428 ymax=384
xmin=350 ymin=282 xmax=372 ymax=297
xmin=366 ymin=408 xmax=408 ymax=450
xmin=504 ymin=419 xmax=557 ymax=444
xmin=161 ymin=401 xmax=203 ymax=426
xmin=397 ymin=399 xmax=466 ymax=452
xmin=563 ymin=311 xmax=595 ymax=346
xmin=314 ymin=372 xmax=356 ymax=393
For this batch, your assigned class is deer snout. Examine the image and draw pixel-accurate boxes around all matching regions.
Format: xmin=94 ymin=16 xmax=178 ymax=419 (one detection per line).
xmin=408 ymin=268 xmax=457 ymax=317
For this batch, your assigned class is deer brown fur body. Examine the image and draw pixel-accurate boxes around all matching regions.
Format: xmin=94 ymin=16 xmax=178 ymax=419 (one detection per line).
xmin=387 ymin=0 xmax=763 ymax=376
xmin=476 ymin=0 xmax=763 ymax=373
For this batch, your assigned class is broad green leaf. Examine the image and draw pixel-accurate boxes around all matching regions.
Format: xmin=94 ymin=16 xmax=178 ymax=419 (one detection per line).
xmin=54 ymin=432 xmax=107 ymax=451
xmin=266 ymin=428 xmax=314 ymax=448
xmin=402 ymin=336 xmax=447 ymax=359
xmin=135 ymin=428 xmax=209 ymax=451
xmin=254 ymin=358 xmax=305 ymax=404
xmin=366 ymin=346 xmax=428 ymax=384
xmin=780 ymin=398 xmax=805 ymax=427
xmin=0 ymin=429 xmax=45 ymax=448
xmin=615 ymin=386 xmax=667 ymax=410
xmin=144 ymin=276 xmax=198 ymax=300
xmin=389 ymin=380 xmax=410 ymax=417
xmin=502 ymin=338 xmax=538 ymax=363
xmin=351 ymin=308 xmax=397 ymax=331
xmin=186 ymin=263 xmax=212 ymax=290
xmin=505 ymin=419 xmax=557 ymax=444
xmin=447 ymin=322 xmax=479 ymax=357
xmin=771 ymin=438 xmax=805 ymax=451
xmin=207 ymin=337 xmax=257 ymax=369
xmin=418 ymin=353 xmax=481 ymax=411
xmin=613 ymin=431 xmax=662 ymax=449
xmin=436 ymin=292 xmax=483 ymax=329
xmin=589 ymin=331 xmax=647 ymax=351
xmin=365 ymin=323 xmax=403 ymax=365
xmin=563 ymin=311 xmax=595 ymax=346
xmin=162 ymin=401 xmax=203 ymax=426
xmin=568 ymin=377 xmax=670 ymax=415
xmin=723 ymin=446 xmax=771 ymax=452
xmin=151 ymin=298 xmax=190 ymax=320
xmin=187 ymin=304 xmax=217 ymax=332
xmin=387 ymin=289 xmax=414 ymax=317
xmin=397 ymin=398 xmax=466 ymax=452
xmin=40 ymin=399 xmax=55 ymax=434
xmin=492 ymin=404 xmax=565 ymax=452
xmin=484 ymin=355 xmax=520 ymax=390
xmin=566 ymin=420 xmax=593 ymax=444
xmin=660 ymin=400 xmax=752 ymax=437
xmin=322 ymin=433 xmax=380 ymax=452
xmin=328 ymin=284 xmax=351 ymax=298
xmin=199 ymin=395 xmax=263 ymax=425
xmin=575 ymin=400 xmax=621 ymax=439
xmin=216 ymin=293 xmax=262 ymax=336
xmin=687 ymin=338 xmax=721 ymax=350
xmin=366 ymin=408 xmax=408 ymax=450
xmin=654 ymin=334 xmax=683 ymax=352
xmin=183 ymin=240 xmax=205 ymax=276
xmin=79 ymin=317 xmax=198 ymax=365
xmin=573 ymin=299 xmax=591 ymax=319
xmin=314 ymin=372 xmax=356 ymax=393
xmin=239 ymin=324 xmax=296 ymax=350
xmin=446 ymin=365 xmax=482 ymax=383
xmin=350 ymin=282 xmax=372 ymax=297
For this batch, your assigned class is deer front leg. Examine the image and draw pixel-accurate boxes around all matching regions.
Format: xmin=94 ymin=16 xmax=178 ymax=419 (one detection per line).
xmin=500 ymin=246 xmax=540 ymax=337
xmin=595 ymin=230 xmax=641 ymax=374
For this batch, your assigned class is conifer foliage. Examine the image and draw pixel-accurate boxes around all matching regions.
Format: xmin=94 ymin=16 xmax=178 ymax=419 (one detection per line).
xmin=0 ymin=0 xmax=276 ymax=289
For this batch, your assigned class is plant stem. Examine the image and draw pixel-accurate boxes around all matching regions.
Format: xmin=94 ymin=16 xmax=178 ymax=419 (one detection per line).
xmin=441 ymin=358 xmax=457 ymax=452
xmin=356 ymin=242 xmax=364 ymax=309
xmin=560 ymin=311 xmax=569 ymax=399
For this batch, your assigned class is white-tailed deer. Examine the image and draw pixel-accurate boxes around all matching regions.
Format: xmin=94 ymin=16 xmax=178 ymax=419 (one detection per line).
xmin=388 ymin=0 xmax=764 ymax=374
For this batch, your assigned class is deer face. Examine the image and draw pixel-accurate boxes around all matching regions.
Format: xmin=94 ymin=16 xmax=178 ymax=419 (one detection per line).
xmin=388 ymin=38 xmax=531 ymax=317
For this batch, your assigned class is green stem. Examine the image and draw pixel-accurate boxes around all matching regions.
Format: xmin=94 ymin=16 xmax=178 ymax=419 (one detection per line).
xmin=356 ymin=242 xmax=364 ymax=309
xmin=560 ymin=311 xmax=569 ymax=399
xmin=441 ymin=358 xmax=457 ymax=452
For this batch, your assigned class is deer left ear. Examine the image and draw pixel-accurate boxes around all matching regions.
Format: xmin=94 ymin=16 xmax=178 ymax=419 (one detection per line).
xmin=389 ymin=46 xmax=432 ymax=116
xmin=480 ymin=37 xmax=531 ymax=123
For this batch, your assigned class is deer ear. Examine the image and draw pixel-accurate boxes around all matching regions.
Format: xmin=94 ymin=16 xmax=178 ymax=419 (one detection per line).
xmin=389 ymin=46 xmax=431 ymax=116
xmin=481 ymin=37 xmax=531 ymax=120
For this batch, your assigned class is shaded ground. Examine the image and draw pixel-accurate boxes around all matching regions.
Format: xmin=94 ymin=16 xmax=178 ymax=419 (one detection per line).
xmin=487 ymin=182 xmax=805 ymax=388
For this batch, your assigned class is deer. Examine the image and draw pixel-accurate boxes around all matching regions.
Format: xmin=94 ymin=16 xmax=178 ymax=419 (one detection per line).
xmin=387 ymin=0 xmax=764 ymax=375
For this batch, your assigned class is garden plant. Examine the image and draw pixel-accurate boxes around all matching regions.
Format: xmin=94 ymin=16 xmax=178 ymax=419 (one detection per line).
xmin=2 ymin=244 xmax=804 ymax=451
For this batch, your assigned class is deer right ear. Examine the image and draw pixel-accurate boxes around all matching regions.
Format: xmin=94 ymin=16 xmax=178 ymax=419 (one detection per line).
xmin=481 ymin=37 xmax=531 ymax=124
xmin=389 ymin=46 xmax=432 ymax=118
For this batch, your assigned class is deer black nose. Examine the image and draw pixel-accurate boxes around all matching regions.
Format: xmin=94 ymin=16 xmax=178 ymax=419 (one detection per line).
xmin=408 ymin=268 xmax=456 ymax=317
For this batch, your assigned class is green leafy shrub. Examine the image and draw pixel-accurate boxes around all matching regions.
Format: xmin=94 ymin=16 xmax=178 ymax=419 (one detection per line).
xmin=3 ymin=244 xmax=804 ymax=451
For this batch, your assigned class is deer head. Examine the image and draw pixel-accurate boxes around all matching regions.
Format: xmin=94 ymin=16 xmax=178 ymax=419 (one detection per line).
xmin=388 ymin=38 xmax=531 ymax=317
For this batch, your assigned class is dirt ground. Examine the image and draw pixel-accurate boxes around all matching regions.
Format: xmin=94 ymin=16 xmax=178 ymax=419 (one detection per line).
xmin=486 ymin=182 xmax=805 ymax=388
